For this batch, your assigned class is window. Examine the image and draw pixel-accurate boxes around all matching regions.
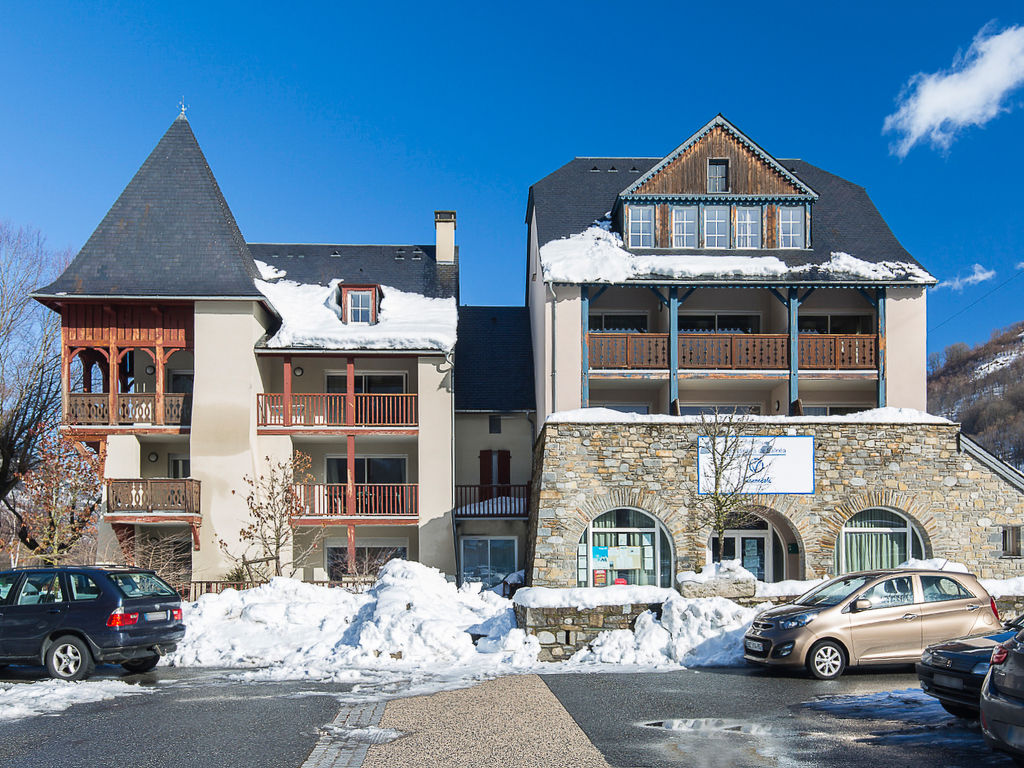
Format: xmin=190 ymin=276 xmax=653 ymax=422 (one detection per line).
xmin=836 ymin=508 xmax=924 ymax=573
xmin=920 ymin=575 xmax=974 ymax=603
xmin=707 ymin=159 xmax=728 ymax=193
xmin=488 ymin=415 xmax=502 ymax=434
xmin=168 ymin=454 xmax=190 ymax=479
xmin=778 ymin=207 xmax=805 ymax=248
xmin=17 ymin=573 xmax=63 ymax=605
xmin=325 ymin=373 xmax=405 ymax=394
xmin=109 ymin=572 xmax=177 ymax=598
xmin=677 ymin=404 xmax=762 ymax=415
xmin=169 ymin=370 xmax=194 ymax=394
xmin=69 ymin=574 xmax=102 ymax=601
xmin=1003 ymin=525 xmax=1022 ymax=557
xmin=348 ymin=290 xmax=372 ymax=324
xmin=860 ymin=576 xmax=914 ymax=608
xmin=801 ymin=406 xmax=865 ymax=416
xmin=736 ymin=207 xmax=761 ymax=249
xmin=799 ymin=315 xmax=874 ymax=335
xmin=703 ymin=206 xmax=729 ymax=248
xmin=327 ymin=539 xmax=408 ymax=579
xmin=588 ymin=313 xmax=649 ymax=333
xmin=671 ymin=206 xmax=698 ymax=248
xmin=628 ymin=206 xmax=654 ymax=248
xmin=0 ymin=573 xmax=17 ymax=602
xmin=461 ymin=537 xmax=518 ymax=588
xmin=577 ymin=508 xmax=673 ymax=588
xmin=326 ymin=456 xmax=407 ymax=485
xmin=679 ymin=313 xmax=760 ymax=334
xmin=591 ymin=403 xmax=650 ymax=415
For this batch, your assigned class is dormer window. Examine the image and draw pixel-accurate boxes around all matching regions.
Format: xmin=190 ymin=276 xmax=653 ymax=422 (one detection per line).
xmin=348 ymin=291 xmax=372 ymax=324
xmin=628 ymin=206 xmax=654 ymax=248
xmin=778 ymin=206 xmax=805 ymax=248
xmin=707 ymin=159 xmax=728 ymax=193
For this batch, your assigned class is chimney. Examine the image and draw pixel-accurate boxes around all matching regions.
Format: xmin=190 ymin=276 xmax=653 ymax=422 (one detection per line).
xmin=434 ymin=210 xmax=456 ymax=264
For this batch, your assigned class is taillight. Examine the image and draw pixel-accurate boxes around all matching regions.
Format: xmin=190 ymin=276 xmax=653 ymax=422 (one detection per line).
xmin=106 ymin=607 xmax=139 ymax=627
xmin=171 ymin=608 xmax=182 ymax=622
xmin=991 ymin=597 xmax=1000 ymax=622
xmin=992 ymin=644 xmax=1010 ymax=665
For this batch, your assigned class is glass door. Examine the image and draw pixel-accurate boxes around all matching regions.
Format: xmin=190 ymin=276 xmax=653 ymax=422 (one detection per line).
xmin=461 ymin=537 xmax=517 ymax=588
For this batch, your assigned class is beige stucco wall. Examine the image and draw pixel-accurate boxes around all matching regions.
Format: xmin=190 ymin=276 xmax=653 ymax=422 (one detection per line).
xmin=453 ymin=413 xmax=534 ymax=486
xmin=416 ymin=356 xmax=456 ymax=572
xmin=885 ymin=286 xmax=927 ymax=410
xmin=96 ymin=434 xmax=142 ymax=562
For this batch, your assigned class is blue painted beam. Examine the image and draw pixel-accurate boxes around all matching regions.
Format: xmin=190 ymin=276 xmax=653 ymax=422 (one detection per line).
xmin=647 ymin=286 xmax=669 ymax=307
xmin=669 ymin=286 xmax=679 ymax=409
xmin=768 ymin=287 xmax=788 ymax=306
xmin=592 ymin=285 xmax=609 ymax=302
xmin=856 ymin=287 xmax=878 ymax=309
xmin=877 ymin=287 xmax=886 ymax=407
xmin=581 ymin=285 xmax=590 ymax=408
xmin=788 ymin=287 xmax=800 ymax=411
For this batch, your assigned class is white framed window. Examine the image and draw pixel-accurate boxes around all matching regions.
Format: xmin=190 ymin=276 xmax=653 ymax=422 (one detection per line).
xmin=707 ymin=159 xmax=728 ymax=193
xmin=836 ymin=508 xmax=924 ymax=573
xmin=577 ymin=508 xmax=673 ymax=588
xmin=348 ymin=290 xmax=372 ymax=324
xmin=778 ymin=206 xmax=805 ymax=248
xmin=628 ymin=206 xmax=654 ymax=248
xmin=460 ymin=536 xmax=518 ymax=589
xmin=736 ymin=207 xmax=761 ymax=249
xmin=671 ymin=206 xmax=697 ymax=248
xmin=703 ymin=206 xmax=729 ymax=248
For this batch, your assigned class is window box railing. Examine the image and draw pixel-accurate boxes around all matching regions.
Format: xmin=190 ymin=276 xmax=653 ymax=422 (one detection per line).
xmin=106 ymin=478 xmax=201 ymax=514
xmin=454 ymin=484 xmax=530 ymax=517
xmin=257 ymin=393 xmax=418 ymax=428
xmin=294 ymin=483 xmax=418 ymax=517
xmin=67 ymin=393 xmax=192 ymax=426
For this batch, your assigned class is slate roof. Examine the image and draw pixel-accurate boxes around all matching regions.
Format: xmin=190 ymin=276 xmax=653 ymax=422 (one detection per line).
xmin=455 ymin=306 xmax=535 ymax=412
xmin=34 ymin=116 xmax=262 ymax=300
xmin=247 ymin=244 xmax=459 ymax=301
xmin=527 ymin=156 xmax=931 ymax=285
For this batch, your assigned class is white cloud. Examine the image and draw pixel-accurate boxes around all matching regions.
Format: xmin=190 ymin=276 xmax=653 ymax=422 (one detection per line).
xmin=884 ymin=24 xmax=1024 ymax=157
xmin=934 ymin=263 xmax=996 ymax=291
xmin=1016 ymin=261 xmax=1024 ymax=271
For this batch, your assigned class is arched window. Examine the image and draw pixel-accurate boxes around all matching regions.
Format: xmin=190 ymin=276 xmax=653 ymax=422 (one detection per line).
xmin=576 ymin=508 xmax=673 ymax=588
xmin=836 ymin=508 xmax=925 ymax=573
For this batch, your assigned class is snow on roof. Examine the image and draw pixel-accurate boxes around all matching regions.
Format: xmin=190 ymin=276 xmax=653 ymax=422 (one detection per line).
xmin=255 ymin=276 xmax=457 ymax=353
xmin=546 ymin=406 xmax=952 ymax=426
xmin=254 ymin=259 xmax=287 ymax=280
xmin=538 ymin=225 xmax=934 ymax=285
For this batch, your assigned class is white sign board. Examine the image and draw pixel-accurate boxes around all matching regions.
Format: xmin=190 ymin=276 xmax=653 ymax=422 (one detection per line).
xmin=697 ymin=436 xmax=814 ymax=495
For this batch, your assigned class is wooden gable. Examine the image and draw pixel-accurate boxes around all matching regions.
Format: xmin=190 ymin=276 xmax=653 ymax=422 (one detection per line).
xmin=633 ymin=124 xmax=805 ymax=197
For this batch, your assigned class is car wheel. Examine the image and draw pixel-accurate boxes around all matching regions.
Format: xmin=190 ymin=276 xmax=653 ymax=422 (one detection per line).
xmin=940 ymin=701 xmax=978 ymax=719
xmin=121 ymin=656 xmax=160 ymax=674
xmin=807 ymin=640 xmax=846 ymax=680
xmin=45 ymin=636 xmax=94 ymax=682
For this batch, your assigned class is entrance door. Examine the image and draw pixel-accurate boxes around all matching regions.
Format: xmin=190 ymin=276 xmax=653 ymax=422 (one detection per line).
xmin=710 ymin=530 xmax=772 ymax=581
xmin=461 ymin=537 xmax=517 ymax=588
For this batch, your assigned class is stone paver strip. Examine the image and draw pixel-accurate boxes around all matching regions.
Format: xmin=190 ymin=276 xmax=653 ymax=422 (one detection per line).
xmin=301 ymin=700 xmax=387 ymax=768
xmin=361 ymin=674 xmax=614 ymax=768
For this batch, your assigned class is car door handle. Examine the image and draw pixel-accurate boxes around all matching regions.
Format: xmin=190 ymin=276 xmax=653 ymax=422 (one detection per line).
xmin=966 ymin=604 xmax=981 ymax=612
xmin=902 ymin=613 xmax=918 ymax=620
xmin=47 ymin=608 xmax=62 ymax=614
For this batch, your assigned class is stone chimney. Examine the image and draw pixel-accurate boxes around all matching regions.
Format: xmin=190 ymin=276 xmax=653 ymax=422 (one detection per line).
xmin=434 ymin=210 xmax=456 ymax=264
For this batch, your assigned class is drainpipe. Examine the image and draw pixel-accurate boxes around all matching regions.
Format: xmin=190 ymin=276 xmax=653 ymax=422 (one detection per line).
xmin=546 ymin=283 xmax=557 ymax=414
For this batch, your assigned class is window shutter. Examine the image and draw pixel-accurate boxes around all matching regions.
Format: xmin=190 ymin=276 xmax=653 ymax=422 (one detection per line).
xmin=479 ymin=450 xmax=493 ymax=486
xmin=497 ymin=450 xmax=511 ymax=486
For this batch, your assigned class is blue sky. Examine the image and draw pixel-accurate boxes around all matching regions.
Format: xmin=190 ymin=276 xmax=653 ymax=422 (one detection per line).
xmin=2 ymin=2 xmax=1022 ymax=356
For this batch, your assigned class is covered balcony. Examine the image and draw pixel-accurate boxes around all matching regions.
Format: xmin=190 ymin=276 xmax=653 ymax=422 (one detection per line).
xmin=256 ymin=393 xmax=417 ymax=428
xmin=68 ymin=392 xmax=193 ymax=426
xmin=291 ymin=483 xmax=418 ymax=521
xmin=104 ymin=478 xmax=202 ymax=549
xmin=454 ymin=484 xmax=530 ymax=518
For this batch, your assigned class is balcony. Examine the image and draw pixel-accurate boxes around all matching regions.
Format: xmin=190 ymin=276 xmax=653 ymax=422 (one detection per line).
xmin=293 ymin=483 xmax=418 ymax=519
xmin=67 ymin=393 xmax=192 ymax=426
xmin=106 ymin=479 xmax=201 ymax=514
xmin=454 ymin=484 xmax=530 ymax=518
xmin=256 ymin=393 xmax=418 ymax=428
xmin=587 ymin=333 xmax=877 ymax=371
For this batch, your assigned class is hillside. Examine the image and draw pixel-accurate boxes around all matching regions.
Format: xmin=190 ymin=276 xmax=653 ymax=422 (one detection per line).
xmin=927 ymin=321 xmax=1024 ymax=470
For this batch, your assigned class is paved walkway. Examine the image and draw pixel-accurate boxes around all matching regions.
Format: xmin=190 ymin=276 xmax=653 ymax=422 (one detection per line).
xmin=361 ymin=675 xmax=613 ymax=768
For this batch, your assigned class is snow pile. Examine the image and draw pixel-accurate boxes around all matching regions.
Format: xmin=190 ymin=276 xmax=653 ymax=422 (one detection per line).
xmin=0 ymin=680 xmax=153 ymax=721
xmin=514 ymin=584 xmax=677 ymax=609
xmin=255 ymin=277 xmax=457 ymax=352
xmin=453 ymin=496 xmax=526 ymax=518
xmin=547 ymin=406 xmax=950 ymax=426
xmin=538 ymin=226 xmax=934 ymax=285
xmin=755 ymin=577 xmax=827 ymax=597
xmin=572 ymin=595 xmax=763 ymax=666
xmin=168 ymin=560 xmax=537 ymax=680
xmin=254 ymin=259 xmax=287 ymax=280
xmin=676 ymin=559 xmax=754 ymax=585
xmin=898 ymin=557 xmax=969 ymax=573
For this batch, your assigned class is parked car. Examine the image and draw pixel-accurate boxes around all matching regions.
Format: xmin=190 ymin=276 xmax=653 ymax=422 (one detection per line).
xmin=917 ymin=614 xmax=1024 ymax=718
xmin=980 ymin=631 xmax=1024 ymax=763
xmin=744 ymin=569 xmax=1000 ymax=679
xmin=0 ymin=566 xmax=185 ymax=681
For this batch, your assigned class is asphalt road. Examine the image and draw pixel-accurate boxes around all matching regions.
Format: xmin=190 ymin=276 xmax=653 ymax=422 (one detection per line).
xmin=0 ymin=665 xmax=349 ymax=768
xmin=543 ymin=665 xmax=1015 ymax=768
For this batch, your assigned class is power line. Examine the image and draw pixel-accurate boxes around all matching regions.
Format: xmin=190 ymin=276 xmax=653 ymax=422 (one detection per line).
xmin=928 ymin=265 xmax=1024 ymax=333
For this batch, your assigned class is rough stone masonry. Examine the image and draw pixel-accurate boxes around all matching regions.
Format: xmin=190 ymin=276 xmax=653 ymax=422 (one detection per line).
xmin=525 ymin=418 xmax=1024 ymax=586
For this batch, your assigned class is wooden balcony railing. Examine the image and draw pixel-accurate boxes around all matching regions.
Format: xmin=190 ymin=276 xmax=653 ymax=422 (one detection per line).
xmin=257 ymin=393 xmax=418 ymax=428
xmin=587 ymin=333 xmax=878 ymax=371
xmin=454 ymin=484 xmax=530 ymax=517
xmin=294 ymin=483 xmax=418 ymax=517
xmin=67 ymin=393 xmax=192 ymax=426
xmin=107 ymin=479 xmax=201 ymax=514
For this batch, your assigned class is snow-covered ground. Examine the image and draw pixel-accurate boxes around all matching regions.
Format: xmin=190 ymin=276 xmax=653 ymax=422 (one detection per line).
xmin=0 ymin=680 xmax=153 ymax=721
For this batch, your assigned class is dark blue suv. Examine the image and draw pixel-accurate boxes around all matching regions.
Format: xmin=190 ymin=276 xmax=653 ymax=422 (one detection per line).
xmin=0 ymin=566 xmax=186 ymax=680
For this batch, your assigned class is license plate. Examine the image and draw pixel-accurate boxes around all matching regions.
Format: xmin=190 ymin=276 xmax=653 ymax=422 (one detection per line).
xmin=745 ymin=638 xmax=765 ymax=652
xmin=934 ymin=673 xmax=964 ymax=689
xmin=144 ymin=611 xmax=167 ymax=621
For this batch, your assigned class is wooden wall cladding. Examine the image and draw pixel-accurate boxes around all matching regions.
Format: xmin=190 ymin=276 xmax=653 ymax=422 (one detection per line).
xmin=64 ymin=303 xmax=193 ymax=347
xmin=635 ymin=126 xmax=801 ymax=196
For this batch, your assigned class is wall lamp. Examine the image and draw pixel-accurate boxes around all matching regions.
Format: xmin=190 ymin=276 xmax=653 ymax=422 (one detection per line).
xmin=293 ymin=366 xmax=304 ymax=377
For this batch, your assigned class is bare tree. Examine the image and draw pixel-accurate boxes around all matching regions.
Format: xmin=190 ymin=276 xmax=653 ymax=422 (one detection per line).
xmin=690 ymin=408 xmax=774 ymax=562
xmin=0 ymin=222 xmax=68 ymax=509
xmin=220 ymin=452 xmax=324 ymax=580
xmin=133 ymin=530 xmax=192 ymax=591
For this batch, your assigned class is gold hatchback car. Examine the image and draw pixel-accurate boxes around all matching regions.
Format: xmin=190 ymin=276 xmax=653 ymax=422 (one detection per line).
xmin=744 ymin=569 xmax=1001 ymax=679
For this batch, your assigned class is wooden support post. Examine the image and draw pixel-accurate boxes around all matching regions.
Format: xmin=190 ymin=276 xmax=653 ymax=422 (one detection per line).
xmin=346 ymin=356 xmax=355 ymax=426
xmin=60 ymin=315 xmax=70 ymax=421
xmin=155 ymin=307 xmax=165 ymax=425
xmin=108 ymin=344 xmax=118 ymax=425
xmin=283 ymin=356 xmax=292 ymax=426
xmin=787 ymin=287 xmax=800 ymax=412
xmin=347 ymin=523 xmax=356 ymax=575
xmin=581 ymin=286 xmax=589 ymax=407
xmin=877 ymin=287 xmax=887 ymax=407
xmin=346 ymin=433 xmax=356 ymax=517
xmin=669 ymin=286 xmax=679 ymax=410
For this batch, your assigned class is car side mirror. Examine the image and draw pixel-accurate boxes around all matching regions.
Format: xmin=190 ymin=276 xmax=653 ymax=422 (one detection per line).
xmin=852 ymin=598 xmax=871 ymax=612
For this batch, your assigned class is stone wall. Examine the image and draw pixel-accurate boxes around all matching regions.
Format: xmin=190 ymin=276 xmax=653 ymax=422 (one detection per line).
xmin=527 ymin=419 xmax=1024 ymax=586
xmin=513 ymin=602 xmax=662 ymax=662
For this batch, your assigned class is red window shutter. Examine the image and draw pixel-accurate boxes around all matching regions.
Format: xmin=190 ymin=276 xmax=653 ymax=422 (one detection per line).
xmin=479 ymin=450 xmax=493 ymax=485
xmin=497 ymin=450 xmax=511 ymax=486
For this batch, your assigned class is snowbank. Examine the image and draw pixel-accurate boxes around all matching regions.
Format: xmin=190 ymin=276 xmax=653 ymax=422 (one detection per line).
xmin=572 ymin=595 xmax=763 ymax=666
xmin=547 ymin=406 xmax=950 ymax=426
xmin=676 ymin=559 xmax=754 ymax=585
xmin=538 ymin=225 xmax=934 ymax=285
xmin=255 ymin=278 xmax=457 ymax=352
xmin=755 ymin=577 xmax=827 ymax=597
xmin=0 ymin=680 xmax=152 ymax=721
xmin=898 ymin=557 xmax=970 ymax=573
xmin=513 ymin=584 xmax=677 ymax=609
xmin=254 ymin=259 xmax=287 ymax=280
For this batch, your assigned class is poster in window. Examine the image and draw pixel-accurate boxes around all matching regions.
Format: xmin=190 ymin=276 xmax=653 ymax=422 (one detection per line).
xmin=593 ymin=570 xmax=607 ymax=586
xmin=591 ymin=546 xmax=610 ymax=569
xmin=607 ymin=546 xmax=642 ymax=570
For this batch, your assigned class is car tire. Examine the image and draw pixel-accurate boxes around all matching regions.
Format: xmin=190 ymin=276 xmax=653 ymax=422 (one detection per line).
xmin=45 ymin=636 xmax=95 ymax=682
xmin=807 ymin=640 xmax=847 ymax=680
xmin=121 ymin=656 xmax=160 ymax=674
xmin=940 ymin=701 xmax=978 ymax=719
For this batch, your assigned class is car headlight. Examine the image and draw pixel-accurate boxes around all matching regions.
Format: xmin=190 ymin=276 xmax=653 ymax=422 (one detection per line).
xmin=779 ymin=613 xmax=815 ymax=629
xmin=972 ymin=662 xmax=990 ymax=676
xmin=921 ymin=649 xmax=933 ymax=666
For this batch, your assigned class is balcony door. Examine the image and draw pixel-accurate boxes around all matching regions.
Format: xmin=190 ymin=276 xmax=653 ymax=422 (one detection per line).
xmin=325 ymin=373 xmax=405 ymax=394
xmin=325 ymin=456 xmax=407 ymax=485
xmin=325 ymin=456 xmax=408 ymax=516
xmin=479 ymin=450 xmax=510 ymax=501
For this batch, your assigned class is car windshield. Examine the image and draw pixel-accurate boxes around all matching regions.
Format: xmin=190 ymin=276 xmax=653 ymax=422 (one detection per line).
xmin=1006 ymin=615 xmax=1024 ymax=630
xmin=109 ymin=572 xmax=177 ymax=598
xmin=794 ymin=575 xmax=874 ymax=607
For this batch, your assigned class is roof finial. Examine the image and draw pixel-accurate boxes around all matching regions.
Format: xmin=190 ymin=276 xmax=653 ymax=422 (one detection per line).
xmin=178 ymin=97 xmax=188 ymax=119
